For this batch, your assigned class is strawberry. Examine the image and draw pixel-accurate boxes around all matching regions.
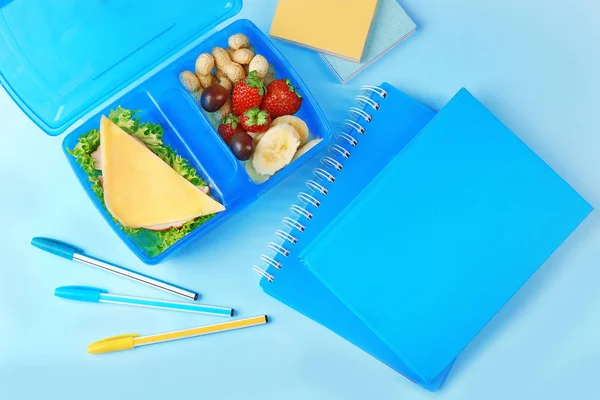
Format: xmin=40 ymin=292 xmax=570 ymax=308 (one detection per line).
xmin=217 ymin=113 xmax=243 ymax=144
xmin=231 ymin=71 xmax=265 ymax=116
xmin=261 ymin=78 xmax=303 ymax=118
xmin=241 ymin=107 xmax=272 ymax=133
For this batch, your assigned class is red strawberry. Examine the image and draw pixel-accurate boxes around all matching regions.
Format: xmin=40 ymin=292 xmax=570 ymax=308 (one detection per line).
xmin=240 ymin=107 xmax=272 ymax=133
xmin=231 ymin=71 xmax=265 ymax=116
xmin=217 ymin=113 xmax=243 ymax=144
xmin=261 ymin=79 xmax=302 ymax=118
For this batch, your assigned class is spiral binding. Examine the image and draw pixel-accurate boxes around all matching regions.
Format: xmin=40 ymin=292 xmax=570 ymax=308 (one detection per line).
xmin=254 ymin=85 xmax=388 ymax=281
xmin=321 ymin=156 xmax=343 ymax=171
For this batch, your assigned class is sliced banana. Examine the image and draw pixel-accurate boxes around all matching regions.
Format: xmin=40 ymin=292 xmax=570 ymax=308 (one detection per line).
xmin=244 ymin=158 xmax=271 ymax=184
xmin=292 ymin=138 xmax=323 ymax=161
xmin=252 ymin=124 xmax=300 ymax=176
xmin=271 ymin=115 xmax=309 ymax=145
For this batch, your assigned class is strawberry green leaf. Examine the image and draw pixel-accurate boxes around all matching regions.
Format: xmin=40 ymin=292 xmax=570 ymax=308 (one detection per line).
xmin=284 ymin=79 xmax=302 ymax=99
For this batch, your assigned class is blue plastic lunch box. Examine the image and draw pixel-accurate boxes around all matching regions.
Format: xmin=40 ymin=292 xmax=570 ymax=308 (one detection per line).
xmin=0 ymin=0 xmax=332 ymax=264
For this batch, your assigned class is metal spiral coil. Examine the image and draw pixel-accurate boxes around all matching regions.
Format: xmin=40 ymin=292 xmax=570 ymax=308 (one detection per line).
xmin=360 ymin=85 xmax=388 ymax=98
xmin=290 ymin=204 xmax=313 ymax=220
xmin=335 ymin=132 xmax=358 ymax=147
xmin=328 ymin=144 xmax=351 ymax=159
xmin=252 ymin=266 xmax=274 ymax=282
xmin=355 ymin=95 xmax=381 ymax=111
xmin=321 ymin=156 xmax=343 ymax=171
xmin=298 ymin=192 xmax=321 ymax=208
xmin=268 ymin=242 xmax=290 ymax=257
xmin=282 ymin=217 xmax=305 ymax=232
xmin=275 ymin=230 xmax=298 ymax=245
xmin=348 ymin=107 xmax=373 ymax=123
xmin=260 ymin=255 xmax=282 ymax=270
xmin=313 ymin=168 xmax=336 ymax=183
xmin=342 ymin=119 xmax=366 ymax=135
xmin=306 ymin=180 xmax=328 ymax=195
xmin=255 ymin=85 xmax=386 ymax=282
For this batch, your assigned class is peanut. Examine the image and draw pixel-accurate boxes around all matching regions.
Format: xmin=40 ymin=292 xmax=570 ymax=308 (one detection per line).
xmin=195 ymin=53 xmax=215 ymax=76
xmin=228 ymin=33 xmax=250 ymax=50
xmin=212 ymin=47 xmax=245 ymax=83
xmin=212 ymin=47 xmax=232 ymax=68
xmin=263 ymin=65 xmax=276 ymax=86
xmin=224 ymin=63 xmax=245 ymax=84
xmin=215 ymin=98 xmax=232 ymax=121
xmin=249 ymin=55 xmax=269 ymax=79
xmin=231 ymin=48 xmax=255 ymax=65
xmin=215 ymin=68 xmax=227 ymax=81
xmin=179 ymin=70 xmax=201 ymax=92
xmin=197 ymin=72 xmax=215 ymax=89
xmin=226 ymin=47 xmax=236 ymax=58
xmin=217 ymin=75 xmax=233 ymax=93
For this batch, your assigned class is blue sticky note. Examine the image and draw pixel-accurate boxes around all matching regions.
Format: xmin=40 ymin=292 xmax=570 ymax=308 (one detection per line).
xmin=320 ymin=0 xmax=417 ymax=83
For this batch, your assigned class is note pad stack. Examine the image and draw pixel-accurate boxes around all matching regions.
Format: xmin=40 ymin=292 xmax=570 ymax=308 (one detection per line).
xmin=270 ymin=0 xmax=378 ymax=62
xmin=320 ymin=0 xmax=417 ymax=83
xmin=253 ymin=84 xmax=592 ymax=390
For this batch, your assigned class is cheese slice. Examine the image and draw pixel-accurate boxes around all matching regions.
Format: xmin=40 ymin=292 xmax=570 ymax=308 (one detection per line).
xmin=100 ymin=116 xmax=225 ymax=228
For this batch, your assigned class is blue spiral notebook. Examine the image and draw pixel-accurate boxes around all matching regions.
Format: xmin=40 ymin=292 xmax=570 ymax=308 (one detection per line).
xmin=258 ymin=84 xmax=452 ymax=390
xmin=255 ymin=84 xmax=592 ymax=389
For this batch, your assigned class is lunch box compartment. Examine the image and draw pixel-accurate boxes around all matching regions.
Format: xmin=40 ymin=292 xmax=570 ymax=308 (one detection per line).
xmin=1 ymin=1 xmax=331 ymax=264
xmin=149 ymin=19 xmax=329 ymax=185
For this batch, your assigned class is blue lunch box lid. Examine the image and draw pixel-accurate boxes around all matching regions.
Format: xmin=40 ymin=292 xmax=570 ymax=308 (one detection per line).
xmin=0 ymin=0 xmax=242 ymax=135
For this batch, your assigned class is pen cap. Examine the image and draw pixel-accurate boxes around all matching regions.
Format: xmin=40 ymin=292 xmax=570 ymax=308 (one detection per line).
xmin=55 ymin=286 xmax=107 ymax=302
xmin=31 ymin=237 xmax=83 ymax=259
xmin=88 ymin=334 xmax=139 ymax=354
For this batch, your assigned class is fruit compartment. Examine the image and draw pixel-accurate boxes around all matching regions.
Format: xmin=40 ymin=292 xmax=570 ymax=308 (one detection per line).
xmin=62 ymin=19 xmax=331 ymax=265
xmin=156 ymin=19 xmax=331 ymax=187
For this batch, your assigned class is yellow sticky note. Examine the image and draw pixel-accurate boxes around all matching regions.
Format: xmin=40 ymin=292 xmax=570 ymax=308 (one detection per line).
xmin=270 ymin=0 xmax=379 ymax=62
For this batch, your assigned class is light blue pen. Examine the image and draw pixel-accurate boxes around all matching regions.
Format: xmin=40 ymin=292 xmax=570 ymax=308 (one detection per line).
xmin=55 ymin=286 xmax=234 ymax=317
xmin=32 ymin=237 xmax=198 ymax=300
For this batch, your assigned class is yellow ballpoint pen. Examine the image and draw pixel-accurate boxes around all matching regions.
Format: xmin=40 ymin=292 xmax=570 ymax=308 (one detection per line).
xmin=88 ymin=315 xmax=268 ymax=354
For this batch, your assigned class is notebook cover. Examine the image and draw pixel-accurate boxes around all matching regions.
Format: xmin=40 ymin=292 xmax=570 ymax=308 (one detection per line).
xmin=260 ymin=83 xmax=452 ymax=390
xmin=299 ymin=88 xmax=593 ymax=382
xmin=320 ymin=0 xmax=417 ymax=83
xmin=270 ymin=0 xmax=378 ymax=62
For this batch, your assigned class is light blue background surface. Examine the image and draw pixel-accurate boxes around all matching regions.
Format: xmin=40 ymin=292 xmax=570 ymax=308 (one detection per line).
xmin=0 ymin=0 xmax=599 ymax=398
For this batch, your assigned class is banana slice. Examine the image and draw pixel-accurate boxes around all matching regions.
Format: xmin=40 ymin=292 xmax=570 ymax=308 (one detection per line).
xmin=244 ymin=158 xmax=271 ymax=184
xmin=292 ymin=138 xmax=323 ymax=161
xmin=271 ymin=115 xmax=310 ymax=145
xmin=252 ymin=124 xmax=300 ymax=176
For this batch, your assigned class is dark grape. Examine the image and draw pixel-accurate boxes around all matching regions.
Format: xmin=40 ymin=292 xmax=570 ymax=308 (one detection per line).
xmin=229 ymin=132 xmax=255 ymax=161
xmin=200 ymin=84 xmax=228 ymax=112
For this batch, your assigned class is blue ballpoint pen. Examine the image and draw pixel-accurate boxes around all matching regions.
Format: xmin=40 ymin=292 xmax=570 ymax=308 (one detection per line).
xmin=55 ymin=286 xmax=233 ymax=317
xmin=32 ymin=237 xmax=199 ymax=300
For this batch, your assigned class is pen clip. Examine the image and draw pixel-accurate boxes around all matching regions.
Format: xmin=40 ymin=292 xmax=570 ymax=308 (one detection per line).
xmin=31 ymin=237 xmax=84 ymax=260
xmin=92 ymin=334 xmax=140 ymax=344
